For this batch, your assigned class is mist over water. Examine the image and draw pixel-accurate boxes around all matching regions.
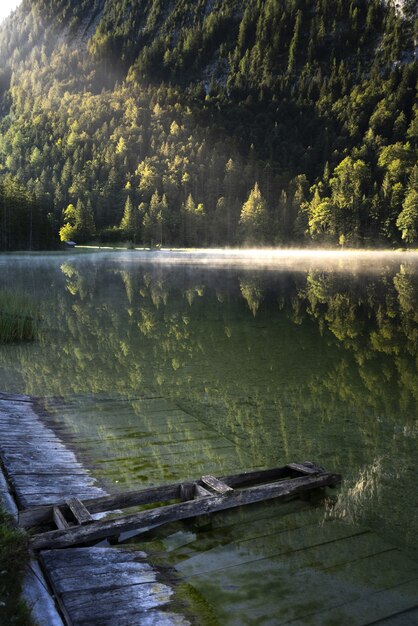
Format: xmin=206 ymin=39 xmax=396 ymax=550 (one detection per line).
xmin=3 ymin=247 xmax=417 ymax=272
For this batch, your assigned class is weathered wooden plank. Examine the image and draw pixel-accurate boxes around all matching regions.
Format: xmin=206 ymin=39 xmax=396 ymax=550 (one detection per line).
xmin=286 ymin=461 xmax=322 ymax=474
xmin=9 ymin=467 xmax=88 ymax=476
xmin=0 ymin=466 xmax=18 ymax=521
xmin=179 ymin=483 xmax=194 ymax=502
xmin=66 ymin=498 xmax=94 ymax=525
xmin=16 ymin=485 xmax=97 ymax=499
xmin=3 ymin=456 xmax=85 ymax=470
xmin=31 ymin=473 xmax=341 ymax=550
xmin=190 ymin=531 xmax=391 ymax=581
xmin=43 ymin=559 xmax=155 ymax=580
xmin=41 ymin=548 xmax=148 ymax=571
xmin=176 ymin=528 xmax=372 ymax=578
xmin=53 ymin=507 xmax=70 ymax=530
xmin=40 ymin=556 xmax=157 ymax=593
xmin=18 ymin=489 xmax=106 ymax=510
xmin=186 ymin=556 xmax=415 ymax=626
xmin=3 ymin=451 xmax=80 ymax=463
xmin=60 ymin=584 xmax=174 ymax=622
xmin=74 ymin=610 xmax=191 ymax=626
xmin=294 ymin=577 xmax=418 ymax=626
xmin=0 ymin=434 xmax=68 ymax=444
xmin=201 ymin=475 xmax=233 ymax=494
xmin=51 ymin=568 xmax=158 ymax=595
xmin=325 ymin=548 xmax=418 ymax=587
xmin=367 ymin=606 xmax=418 ymax=626
xmin=20 ymin=483 xmax=181 ymax=528
xmin=222 ymin=466 xmax=296 ymax=487
xmin=0 ymin=392 xmax=32 ymax=402
xmin=13 ymin=475 xmax=98 ymax=489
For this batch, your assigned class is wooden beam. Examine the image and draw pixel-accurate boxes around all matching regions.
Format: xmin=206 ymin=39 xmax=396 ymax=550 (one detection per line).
xmin=53 ymin=506 xmax=70 ymax=530
xmin=201 ymin=475 xmax=233 ymax=494
xmin=286 ymin=462 xmax=322 ymax=475
xmin=222 ymin=466 xmax=302 ymax=487
xmin=179 ymin=483 xmax=194 ymax=502
xmin=66 ymin=498 xmax=94 ymax=525
xmin=30 ymin=472 xmax=341 ymax=550
xmin=19 ymin=483 xmax=181 ymax=528
xmin=194 ymin=484 xmax=213 ymax=498
xmin=0 ymin=392 xmax=32 ymax=402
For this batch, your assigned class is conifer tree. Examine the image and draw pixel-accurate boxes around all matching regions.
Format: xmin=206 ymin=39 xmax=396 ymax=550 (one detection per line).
xmin=75 ymin=198 xmax=96 ymax=242
xmin=239 ymin=182 xmax=269 ymax=244
xmin=181 ymin=193 xmax=205 ymax=247
xmin=120 ymin=195 xmax=138 ymax=240
xmin=396 ymin=168 xmax=418 ymax=243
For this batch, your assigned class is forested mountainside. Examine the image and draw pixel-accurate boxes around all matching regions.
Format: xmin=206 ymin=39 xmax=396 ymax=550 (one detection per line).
xmin=0 ymin=0 xmax=417 ymax=249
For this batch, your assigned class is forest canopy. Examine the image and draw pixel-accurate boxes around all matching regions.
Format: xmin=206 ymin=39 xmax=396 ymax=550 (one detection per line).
xmin=0 ymin=0 xmax=417 ymax=249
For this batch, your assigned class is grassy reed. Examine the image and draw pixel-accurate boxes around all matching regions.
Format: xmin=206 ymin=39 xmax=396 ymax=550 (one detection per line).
xmin=0 ymin=290 xmax=38 ymax=343
xmin=0 ymin=506 xmax=34 ymax=625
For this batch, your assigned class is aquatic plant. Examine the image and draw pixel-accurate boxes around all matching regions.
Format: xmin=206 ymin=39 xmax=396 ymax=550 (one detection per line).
xmin=0 ymin=290 xmax=38 ymax=343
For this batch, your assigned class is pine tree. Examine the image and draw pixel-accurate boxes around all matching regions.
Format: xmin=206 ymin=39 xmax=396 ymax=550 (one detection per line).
xmin=239 ymin=182 xmax=269 ymax=244
xmin=396 ymin=168 xmax=418 ymax=243
xmin=181 ymin=193 xmax=205 ymax=246
xmin=396 ymin=189 xmax=418 ymax=243
xmin=75 ymin=198 xmax=96 ymax=242
xmin=120 ymin=195 xmax=138 ymax=240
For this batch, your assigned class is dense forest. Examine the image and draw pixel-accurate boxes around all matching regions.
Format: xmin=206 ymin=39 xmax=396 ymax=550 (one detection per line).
xmin=0 ymin=0 xmax=417 ymax=249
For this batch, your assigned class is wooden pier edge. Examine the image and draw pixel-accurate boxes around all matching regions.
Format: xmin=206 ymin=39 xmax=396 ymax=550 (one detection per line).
xmin=0 ymin=441 xmax=64 ymax=625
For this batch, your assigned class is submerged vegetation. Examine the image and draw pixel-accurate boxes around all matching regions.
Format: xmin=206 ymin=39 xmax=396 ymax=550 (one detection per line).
xmin=0 ymin=507 xmax=33 ymax=626
xmin=0 ymin=0 xmax=416 ymax=249
xmin=0 ymin=290 xmax=38 ymax=343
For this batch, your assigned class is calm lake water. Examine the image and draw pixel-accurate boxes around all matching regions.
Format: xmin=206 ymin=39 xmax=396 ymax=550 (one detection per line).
xmin=1 ymin=250 xmax=418 ymax=624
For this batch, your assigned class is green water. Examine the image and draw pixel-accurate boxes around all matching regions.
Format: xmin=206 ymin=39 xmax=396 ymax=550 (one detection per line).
xmin=1 ymin=251 xmax=418 ymax=624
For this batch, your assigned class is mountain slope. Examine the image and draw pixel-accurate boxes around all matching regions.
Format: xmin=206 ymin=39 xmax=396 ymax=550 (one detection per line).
xmin=0 ymin=0 xmax=417 ymax=249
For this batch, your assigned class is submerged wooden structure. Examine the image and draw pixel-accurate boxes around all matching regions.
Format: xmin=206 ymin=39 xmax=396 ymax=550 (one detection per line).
xmin=27 ymin=462 xmax=341 ymax=549
xmin=0 ymin=392 xmax=192 ymax=625
xmin=1 ymin=392 xmax=418 ymax=625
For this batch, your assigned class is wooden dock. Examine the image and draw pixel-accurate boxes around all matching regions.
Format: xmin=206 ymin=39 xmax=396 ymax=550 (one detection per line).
xmin=0 ymin=393 xmax=193 ymax=625
xmin=40 ymin=547 xmax=191 ymax=626
xmin=1 ymin=392 xmax=418 ymax=625
xmin=0 ymin=392 xmax=106 ymax=508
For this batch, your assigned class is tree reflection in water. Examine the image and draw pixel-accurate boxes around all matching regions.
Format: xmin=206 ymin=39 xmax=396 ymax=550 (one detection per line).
xmin=0 ymin=253 xmax=417 ymax=558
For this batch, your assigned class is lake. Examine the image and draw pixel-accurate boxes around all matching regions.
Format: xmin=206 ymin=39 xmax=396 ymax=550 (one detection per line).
xmin=1 ymin=250 xmax=418 ymax=624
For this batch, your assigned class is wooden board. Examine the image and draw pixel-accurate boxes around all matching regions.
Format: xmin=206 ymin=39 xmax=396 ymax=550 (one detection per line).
xmin=66 ymin=498 xmax=94 ymax=525
xmin=40 ymin=548 xmax=191 ymax=626
xmin=0 ymin=394 xmax=193 ymax=626
xmin=134 ymin=493 xmax=418 ymax=626
xmin=201 ymin=475 xmax=234 ymax=494
xmin=0 ymin=396 xmax=107 ymax=509
xmin=39 ymin=393 xmax=259 ymax=494
xmin=172 ymin=518 xmax=418 ymax=625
